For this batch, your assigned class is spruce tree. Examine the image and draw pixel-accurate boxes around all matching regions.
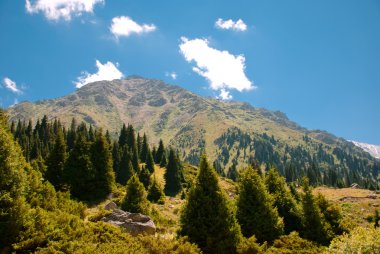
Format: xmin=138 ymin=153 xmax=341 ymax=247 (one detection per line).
xmin=236 ymin=166 xmax=284 ymax=243
xmin=164 ymin=148 xmax=183 ymax=196
xmin=147 ymin=177 xmax=165 ymax=204
xmin=45 ymin=128 xmax=67 ymax=191
xmin=0 ymin=110 xmax=29 ymax=247
xmin=118 ymin=124 xmax=128 ymax=147
xmin=145 ymin=147 xmax=155 ymax=173
xmin=179 ymin=154 xmax=242 ymax=254
xmin=121 ymin=174 xmax=149 ymax=214
xmin=139 ymin=166 xmax=151 ymax=189
xmin=112 ymin=141 xmax=121 ymax=180
xmin=91 ymin=131 xmax=115 ymax=200
xmin=126 ymin=124 xmax=137 ymax=149
xmin=265 ymin=168 xmax=302 ymax=234
xmin=155 ymin=139 xmax=165 ymax=164
xmin=159 ymin=153 xmax=167 ymax=167
xmin=117 ymin=146 xmax=134 ymax=185
xmin=140 ymin=133 xmax=149 ymax=163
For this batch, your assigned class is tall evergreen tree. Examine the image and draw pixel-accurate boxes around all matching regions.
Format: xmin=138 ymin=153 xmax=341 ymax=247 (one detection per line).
xmin=126 ymin=124 xmax=137 ymax=149
xmin=147 ymin=177 xmax=165 ymax=204
xmin=112 ymin=141 xmax=121 ymax=180
xmin=91 ymin=131 xmax=115 ymax=200
xmin=121 ymin=174 xmax=149 ymax=214
xmin=45 ymin=128 xmax=67 ymax=191
xmin=118 ymin=124 xmax=128 ymax=147
xmin=145 ymin=147 xmax=155 ymax=173
xmin=139 ymin=166 xmax=151 ymax=189
xmin=140 ymin=133 xmax=149 ymax=163
xmin=164 ymin=148 xmax=183 ymax=196
xmin=117 ymin=146 xmax=134 ymax=185
xmin=155 ymin=139 xmax=165 ymax=164
xmin=236 ymin=167 xmax=284 ymax=243
xmin=265 ymin=168 xmax=302 ymax=234
xmin=159 ymin=153 xmax=167 ymax=167
xmin=179 ymin=154 xmax=242 ymax=254
xmin=0 ymin=110 xmax=29 ymax=247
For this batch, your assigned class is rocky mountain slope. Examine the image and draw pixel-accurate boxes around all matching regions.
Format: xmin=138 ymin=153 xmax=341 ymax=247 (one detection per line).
xmin=7 ymin=77 xmax=379 ymax=183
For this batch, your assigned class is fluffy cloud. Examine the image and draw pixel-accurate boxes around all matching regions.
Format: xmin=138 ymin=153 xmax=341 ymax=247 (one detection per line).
xmin=215 ymin=18 xmax=247 ymax=31
xmin=110 ymin=16 xmax=156 ymax=38
xmin=74 ymin=60 xmax=124 ymax=88
xmin=25 ymin=0 xmax=104 ymax=21
xmin=2 ymin=77 xmax=22 ymax=94
xmin=219 ymin=89 xmax=232 ymax=100
xmin=179 ymin=37 xmax=254 ymax=99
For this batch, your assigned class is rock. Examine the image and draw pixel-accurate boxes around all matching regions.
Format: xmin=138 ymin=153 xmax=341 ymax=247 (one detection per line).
xmin=102 ymin=202 xmax=156 ymax=236
xmin=367 ymin=194 xmax=377 ymax=199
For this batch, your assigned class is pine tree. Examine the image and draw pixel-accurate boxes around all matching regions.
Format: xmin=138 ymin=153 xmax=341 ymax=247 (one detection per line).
xmin=147 ymin=177 xmax=165 ymax=204
xmin=300 ymin=177 xmax=330 ymax=245
xmin=159 ymin=153 xmax=167 ymax=167
xmin=45 ymin=128 xmax=67 ymax=191
xmin=265 ymin=168 xmax=302 ymax=234
xmin=117 ymin=146 xmax=134 ymax=185
xmin=179 ymin=154 xmax=242 ymax=254
xmin=0 ymin=110 xmax=30 ymax=247
xmin=140 ymin=133 xmax=149 ymax=163
xmin=118 ymin=124 xmax=128 ymax=147
xmin=155 ymin=139 xmax=165 ymax=164
xmin=131 ymin=145 xmax=140 ymax=173
xmin=145 ymin=147 xmax=155 ymax=173
xmin=112 ymin=141 xmax=121 ymax=180
xmin=236 ymin=167 xmax=284 ymax=243
xmin=227 ymin=163 xmax=239 ymax=181
xmin=91 ymin=131 xmax=115 ymax=200
xmin=139 ymin=166 xmax=151 ymax=189
xmin=121 ymin=174 xmax=149 ymax=214
xmin=164 ymin=148 xmax=183 ymax=196
xmin=126 ymin=124 xmax=137 ymax=149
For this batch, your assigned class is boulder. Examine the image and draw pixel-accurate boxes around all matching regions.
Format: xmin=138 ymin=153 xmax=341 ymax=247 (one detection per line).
xmin=102 ymin=202 xmax=156 ymax=236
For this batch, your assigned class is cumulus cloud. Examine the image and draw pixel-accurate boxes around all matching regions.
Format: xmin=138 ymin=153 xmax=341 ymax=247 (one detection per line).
xmin=165 ymin=71 xmax=177 ymax=80
xmin=2 ymin=77 xmax=22 ymax=94
xmin=219 ymin=89 xmax=232 ymax=100
xmin=74 ymin=60 xmax=124 ymax=88
xmin=179 ymin=37 xmax=254 ymax=99
xmin=25 ymin=0 xmax=104 ymax=21
xmin=215 ymin=18 xmax=247 ymax=31
xmin=110 ymin=16 xmax=156 ymax=38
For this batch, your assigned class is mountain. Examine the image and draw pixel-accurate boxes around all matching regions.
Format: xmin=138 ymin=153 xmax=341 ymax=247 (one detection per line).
xmin=7 ymin=77 xmax=379 ymax=185
xmin=351 ymin=141 xmax=380 ymax=159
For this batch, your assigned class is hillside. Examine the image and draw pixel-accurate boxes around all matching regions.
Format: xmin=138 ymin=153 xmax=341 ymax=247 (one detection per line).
xmin=7 ymin=77 xmax=379 ymax=185
xmin=351 ymin=141 xmax=380 ymax=159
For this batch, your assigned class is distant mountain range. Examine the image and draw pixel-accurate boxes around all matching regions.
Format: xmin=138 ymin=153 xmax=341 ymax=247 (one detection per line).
xmin=7 ymin=77 xmax=379 ymax=185
xmin=351 ymin=141 xmax=380 ymax=159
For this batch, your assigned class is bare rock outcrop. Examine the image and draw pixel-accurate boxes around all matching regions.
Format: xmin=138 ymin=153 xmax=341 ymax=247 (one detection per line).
xmin=102 ymin=202 xmax=156 ymax=236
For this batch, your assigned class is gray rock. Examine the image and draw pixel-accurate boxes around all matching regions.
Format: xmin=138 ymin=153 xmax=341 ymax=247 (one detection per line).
xmin=102 ymin=202 xmax=156 ymax=236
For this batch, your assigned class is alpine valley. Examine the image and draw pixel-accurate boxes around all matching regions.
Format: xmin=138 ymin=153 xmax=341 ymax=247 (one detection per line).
xmin=7 ymin=76 xmax=380 ymax=187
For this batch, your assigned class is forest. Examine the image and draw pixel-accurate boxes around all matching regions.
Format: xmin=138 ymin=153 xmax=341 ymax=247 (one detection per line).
xmin=1 ymin=110 xmax=380 ymax=254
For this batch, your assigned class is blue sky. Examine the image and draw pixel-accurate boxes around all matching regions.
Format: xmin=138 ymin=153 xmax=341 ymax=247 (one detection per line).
xmin=0 ymin=0 xmax=379 ymax=144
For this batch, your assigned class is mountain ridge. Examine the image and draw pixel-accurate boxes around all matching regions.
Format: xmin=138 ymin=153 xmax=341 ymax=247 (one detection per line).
xmin=7 ymin=77 xmax=379 ymax=185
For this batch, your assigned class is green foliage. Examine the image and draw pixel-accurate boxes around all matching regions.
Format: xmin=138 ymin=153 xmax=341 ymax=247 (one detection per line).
xmin=0 ymin=110 xmax=30 ymax=247
xmin=146 ymin=147 xmax=155 ymax=173
xmin=266 ymin=232 xmax=325 ymax=254
xmin=140 ymin=133 xmax=149 ymax=163
xmin=147 ymin=177 xmax=165 ymax=204
xmin=139 ymin=166 xmax=151 ymax=189
xmin=179 ymin=154 xmax=242 ymax=254
xmin=117 ymin=146 xmax=134 ymax=185
xmin=155 ymin=139 xmax=165 ymax=164
xmin=328 ymin=226 xmax=380 ymax=253
xmin=265 ymin=168 xmax=302 ymax=233
xmin=237 ymin=166 xmax=284 ymax=243
xmin=45 ymin=128 xmax=67 ymax=190
xmin=121 ymin=174 xmax=150 ymax=214
xmin=236 ymin=236 xmax=263 ymax=254
xmin=164 ymin=148 xmax=183 ymax=196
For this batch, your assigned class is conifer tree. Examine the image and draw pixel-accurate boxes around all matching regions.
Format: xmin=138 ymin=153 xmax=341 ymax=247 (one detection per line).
xmin=45 ymin=128 xmax=67 ymax=191
xmin=155 ymin=139 xmax=165 ymax=164
xmin=126 ymin=124 xmax=137 ymax=149
xmin=140 ymin=133 xmax=149 ymax=163
xmin=118 ymin=124 xmax=128 ymax=147
xmin=159 ymin=153 xmax=167 ymax=167
xmin=139 ymin=166 xmax=151 ymax=189
xmin=145 ymin=147 xmax=155 ymax=173
xmin=0 ymin=110 xmax=29 ymax=247
xmin=179 ymin=154 xmax=242 ymax=254
xmin=300 ymin=177 xmax=330 ymax=245
xmin=164 ymin=148 xmax=183 ymax=196
xmin=147 ymin=177 xmax=165 ymax=204
xmin=117 ymin=146 xmax=134 ymax=185
xmin=236 ymin=167 xmax=284 ymax=243
xmin=227 ymin=163 xmax=239 ymax=181
xmin=112 ymin=141 xmax=121 ymax=179
xmin=91 ymin=131 xmax=115 ymax=200
xmin=121 ymin=174 xmax=149 ymax=214
xmin=265 ymin=168 xmax=302 ymax=234
xmin=131 ymin=145 xmax=140 ymax=172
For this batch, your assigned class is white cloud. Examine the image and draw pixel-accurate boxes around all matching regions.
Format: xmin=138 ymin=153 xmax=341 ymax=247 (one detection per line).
xmin=179 ymin=37 xmax=254 ymax=99
xmin=165 ymin=71 xmax=177 ymax=80
xmin=25 ymin=0 xmax=104 ymax=21
xmin=74 ymin=59 xmax=124 ymax=88
xmin=218 ymin=89 xmax=232 ymax=100
xmin=2 ymin=77 xmax=22 ymax=94
xmin=110 ymin=16 xmax=156 ymax=38
xmin=215 ymin=18 xmax=247 ymax=31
